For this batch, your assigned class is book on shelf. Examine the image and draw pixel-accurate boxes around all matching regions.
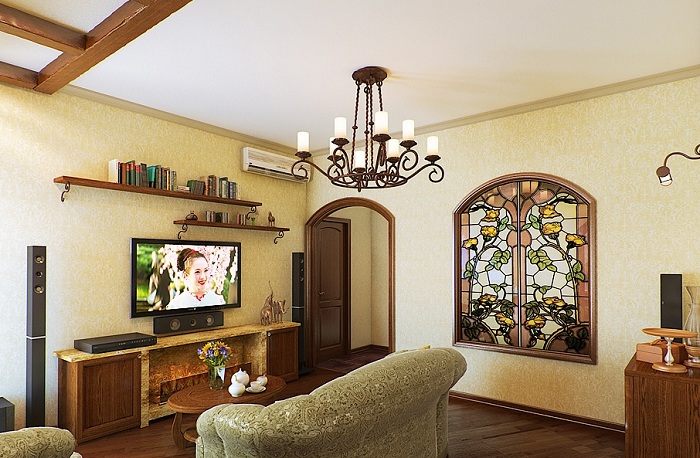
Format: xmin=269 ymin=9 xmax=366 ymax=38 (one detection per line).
xmin=108 ymin=159 xmax=120 ymax=183
xmin=187 ymin=179 xmax=206 ymax=195
xmin=109 ymin=159 xmax=178 ymax=190
xmin=228 ymin=181 xmax=237 ymax=200
xmin=218 ymin=177 xmax=229 ymax=199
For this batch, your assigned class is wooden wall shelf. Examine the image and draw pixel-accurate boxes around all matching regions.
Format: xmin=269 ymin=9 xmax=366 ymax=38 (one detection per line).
xmin=174 ymin=219 xmax=290 ymax=242
xmin=53 ymin=175 xmax=262 ymax=208
xmin=54 ymin=175 xmax=289 ymax=243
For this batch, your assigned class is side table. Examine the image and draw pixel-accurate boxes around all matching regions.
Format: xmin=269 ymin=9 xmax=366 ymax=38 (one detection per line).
xmin=625 ymin=355 xmax=700 ymax=457
xmin=166 ymin=375 xmax=286 ymax=448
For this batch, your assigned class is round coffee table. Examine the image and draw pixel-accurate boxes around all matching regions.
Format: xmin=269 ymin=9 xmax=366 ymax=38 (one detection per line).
xmin=166 ymin=375 xmax=286 ymax=448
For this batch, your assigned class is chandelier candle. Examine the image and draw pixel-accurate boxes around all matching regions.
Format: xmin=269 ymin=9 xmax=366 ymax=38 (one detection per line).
xmin=297 ymin=131 xmax=309 ymax=153
xmin=402 ymin=120 xmax=414 ymax=141
xmin=291 ymin=65 xmax=444 ymax=191
xmin=334 ymin=117 xmax=347 ymax=139
xmin=375 ymin=111 xmax=389 ymax=135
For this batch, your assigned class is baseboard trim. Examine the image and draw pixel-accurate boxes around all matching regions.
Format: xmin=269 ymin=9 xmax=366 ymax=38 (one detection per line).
xmin=350 ymin=344 xmax=389 ymax=354
xmin=449 ymin=391 xmax=625 ymax=433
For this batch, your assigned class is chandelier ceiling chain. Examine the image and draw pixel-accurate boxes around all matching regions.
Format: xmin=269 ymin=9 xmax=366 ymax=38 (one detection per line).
xmin=291 ymin=66 xmax=444 ymax=192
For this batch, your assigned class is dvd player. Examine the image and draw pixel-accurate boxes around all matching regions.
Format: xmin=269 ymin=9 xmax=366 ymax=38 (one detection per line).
xmin=74 ymin=332 xmax=157 ymax=354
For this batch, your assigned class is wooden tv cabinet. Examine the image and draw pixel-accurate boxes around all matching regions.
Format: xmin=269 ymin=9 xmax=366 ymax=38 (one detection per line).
xmin=54 ymin=322 xmax=298 ymax=443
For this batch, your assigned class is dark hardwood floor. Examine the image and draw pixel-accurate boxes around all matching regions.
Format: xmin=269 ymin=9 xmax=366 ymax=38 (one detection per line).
xmin=75 ymin=353 xmax=624 ymax=458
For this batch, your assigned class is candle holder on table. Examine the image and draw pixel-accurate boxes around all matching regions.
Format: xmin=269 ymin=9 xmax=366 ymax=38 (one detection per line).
xmin=642 ymin=327 xmax=697 ymax=373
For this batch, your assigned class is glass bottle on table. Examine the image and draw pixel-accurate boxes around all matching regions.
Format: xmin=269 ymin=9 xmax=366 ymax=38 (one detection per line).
xmin=683 ymin=286 xmax=700 ymax=366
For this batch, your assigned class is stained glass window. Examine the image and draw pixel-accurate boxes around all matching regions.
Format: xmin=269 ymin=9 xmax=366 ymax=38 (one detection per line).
xmin=454 ymin=174 xmax=596 ymax=363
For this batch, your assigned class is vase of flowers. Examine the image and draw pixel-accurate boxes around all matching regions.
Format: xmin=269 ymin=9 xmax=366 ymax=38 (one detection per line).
xmin=198 ymin=340 xmax=233 ymax=390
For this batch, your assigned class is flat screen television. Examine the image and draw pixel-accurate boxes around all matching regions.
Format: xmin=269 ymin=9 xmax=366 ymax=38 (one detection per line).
xmin=131 ymin=238 xmax=241 ymax=317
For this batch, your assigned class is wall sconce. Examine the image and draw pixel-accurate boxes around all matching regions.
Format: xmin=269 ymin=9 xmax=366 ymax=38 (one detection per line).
xmin=656 ymin=144 xmax=700 ymax=186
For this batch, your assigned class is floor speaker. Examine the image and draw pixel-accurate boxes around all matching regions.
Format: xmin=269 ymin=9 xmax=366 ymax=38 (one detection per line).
xmin=660 ymin=274 xmax=683 ymax=338
xmin=26 ymin=246 xmax=46 ymax=427
xmin=0 ymin=398 xmax=13 ymax=432
xmin=292 ymin=252 xmax=312 ymax=374
xmin=292 ymin=252 xmax=304 ymax=308
xmin=153 ymin=310 xmax=224 ymax=335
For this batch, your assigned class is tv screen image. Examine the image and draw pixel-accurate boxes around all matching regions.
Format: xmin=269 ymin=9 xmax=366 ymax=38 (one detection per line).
xmin=131 ymin=238 xmax=241 ymax=317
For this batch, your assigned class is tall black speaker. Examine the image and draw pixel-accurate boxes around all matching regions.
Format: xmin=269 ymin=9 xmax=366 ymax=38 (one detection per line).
xmin=661 ymin=274 xmax=683 ymax=341
xmin=26 ymin=246 xmax=46 ymax=427
xmin=292 ymin=252 xmax=312 ymax=374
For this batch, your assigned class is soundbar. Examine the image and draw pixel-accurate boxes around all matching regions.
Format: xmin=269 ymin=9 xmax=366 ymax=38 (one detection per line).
xmin=74 ymin=332 xmax=157 ymax=354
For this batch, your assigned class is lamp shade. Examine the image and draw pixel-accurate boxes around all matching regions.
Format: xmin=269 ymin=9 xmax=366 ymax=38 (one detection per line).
xmin=656 ymin=166 xmax=672 ymax=186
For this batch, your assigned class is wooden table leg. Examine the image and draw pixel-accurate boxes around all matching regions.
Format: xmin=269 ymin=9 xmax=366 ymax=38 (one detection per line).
xmin=171 ymin=412 xmax=187 ymax=449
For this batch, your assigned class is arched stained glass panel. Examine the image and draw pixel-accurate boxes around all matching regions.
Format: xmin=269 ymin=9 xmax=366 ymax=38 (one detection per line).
xmin=454 ymin=173 xmax=596 ymax=364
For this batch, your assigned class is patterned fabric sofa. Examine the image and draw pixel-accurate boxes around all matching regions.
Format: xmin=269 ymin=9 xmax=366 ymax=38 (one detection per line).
xmin=196 ymin=347 xmax=467 ymax=458
xmin=0 ymin=427 xmax=81 ymax=458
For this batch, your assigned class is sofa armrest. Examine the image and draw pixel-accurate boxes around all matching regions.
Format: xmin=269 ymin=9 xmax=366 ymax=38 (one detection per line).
xmin=197 ymin=403 xmax=265 ymax=458
xmin=0 ymin=427 xmax=79 ymax=458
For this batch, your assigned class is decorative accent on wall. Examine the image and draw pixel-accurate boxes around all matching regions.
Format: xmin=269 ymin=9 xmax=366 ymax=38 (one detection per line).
xmin=655 ymin=143 xmax=700 ymax=185
xmin=454 ymin=173 xmax=596 ymax=364
xmin=292 ymin=66 xmax=444 ymax=191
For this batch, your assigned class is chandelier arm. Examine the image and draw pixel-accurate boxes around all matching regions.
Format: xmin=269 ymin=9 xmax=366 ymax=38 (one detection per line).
xmin=329 ymin=146 xmax=350 ymax=172
xmin=397 ymin=148 xmax=420 ymax=172
xmin=403 ymin=161 xmax=445 ymax=183
xmin=291 ymin=157 xmax=332 ymax=181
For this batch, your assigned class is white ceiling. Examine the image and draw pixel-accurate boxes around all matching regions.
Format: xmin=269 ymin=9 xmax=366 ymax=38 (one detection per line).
xmin=4 ymin=0 xmax=700 ymax=152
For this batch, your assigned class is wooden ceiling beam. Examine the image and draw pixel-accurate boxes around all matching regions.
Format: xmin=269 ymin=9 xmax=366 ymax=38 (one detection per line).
xmin=0 ymin=60 xmax=38 ymax=89
xmin=33 ymin=0 xmax=192 ymax=94
xmin=0 ymin=4 xmax=85 ymax=54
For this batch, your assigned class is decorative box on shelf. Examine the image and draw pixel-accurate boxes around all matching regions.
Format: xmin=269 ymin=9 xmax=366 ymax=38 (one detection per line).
xmin=635 ymin=340 xmax=687 ymax=364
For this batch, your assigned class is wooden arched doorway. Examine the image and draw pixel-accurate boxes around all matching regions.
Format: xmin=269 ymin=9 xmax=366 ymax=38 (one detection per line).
xmin=304 ymin=197 xmax=396 ymax=368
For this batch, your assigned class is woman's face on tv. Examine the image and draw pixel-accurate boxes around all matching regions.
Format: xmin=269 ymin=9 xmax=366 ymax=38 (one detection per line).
xmin=185 ymin=256 xmax=210 ymax=296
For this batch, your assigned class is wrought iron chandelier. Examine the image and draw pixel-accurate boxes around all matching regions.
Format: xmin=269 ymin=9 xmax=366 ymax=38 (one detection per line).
xmin=291 ymin=66 xmax=444 ymax=192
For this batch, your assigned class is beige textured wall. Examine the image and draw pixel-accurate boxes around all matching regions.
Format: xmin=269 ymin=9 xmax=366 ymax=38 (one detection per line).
xmin=0 ymin=84 xmax=306 ymax=427
xmin=307 ymin=76 xmax=700 ymax=424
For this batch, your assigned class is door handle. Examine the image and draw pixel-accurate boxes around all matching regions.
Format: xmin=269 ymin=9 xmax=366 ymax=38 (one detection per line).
xmin=319 ymin=291 xmax=325 ymax=296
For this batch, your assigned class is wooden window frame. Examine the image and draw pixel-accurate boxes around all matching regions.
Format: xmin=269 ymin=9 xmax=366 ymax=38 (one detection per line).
xmin=453 ymin=172 xmax=597 ymax=364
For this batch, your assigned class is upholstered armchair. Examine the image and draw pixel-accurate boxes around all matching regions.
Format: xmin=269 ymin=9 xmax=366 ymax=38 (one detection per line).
xmin=0 ymin=427 xmax=81 ymax=458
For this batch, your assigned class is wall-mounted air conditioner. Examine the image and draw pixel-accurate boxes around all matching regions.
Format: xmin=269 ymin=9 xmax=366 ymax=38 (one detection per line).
xmin=241 ymin=147 xmax=310 ymax=182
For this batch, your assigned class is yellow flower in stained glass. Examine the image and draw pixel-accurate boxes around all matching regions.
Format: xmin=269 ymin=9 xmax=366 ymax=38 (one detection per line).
xmin=495 ymin=313 xmax=515 ymax=328
xmin=462 ymin=238 xmax=478 ymax=249
xmin=525 ymin=315 xmax=547 ymax=329
xmin=566 ymin=234 xmax=586 ymax=247
xmin=481 ymin=226 xmax=498 ymax=238
xmin=539 ymin=205 xmax=560 ymax=218
xmin=478 ymin=294 xmax=497 ymax=305
xmin=541 ymin=222 xmax=562 ymax=235
xmin=482 ymin=209 xmax=499 ymax=222
xmin=543 ymin=296 xmax=566 ymax=308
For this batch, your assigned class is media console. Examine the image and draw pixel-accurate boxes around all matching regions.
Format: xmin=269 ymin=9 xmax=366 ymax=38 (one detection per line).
xmin=54 ymin=322 xmax=299 ymax=443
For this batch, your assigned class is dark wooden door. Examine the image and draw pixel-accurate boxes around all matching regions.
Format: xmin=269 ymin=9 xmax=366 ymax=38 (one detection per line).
xmin=313 ymin=219 xmax=349 ymax=362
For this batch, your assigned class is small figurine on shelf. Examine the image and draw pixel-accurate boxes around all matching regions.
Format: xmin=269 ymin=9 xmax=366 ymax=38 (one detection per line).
xmin=260 ymin=299 xmax=272 ymax=326
xmin=260 ymin=282 xmax=287 ymax=324
xmin=248 ymin=208 xmax=259 ymax=226
xmin=268 ymin=211 xmax=276 ymax=227
xmin=185 ymin=211 xmax=198 ymax=221
xmin=272 ymin=298 xmax=287 ymax=323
